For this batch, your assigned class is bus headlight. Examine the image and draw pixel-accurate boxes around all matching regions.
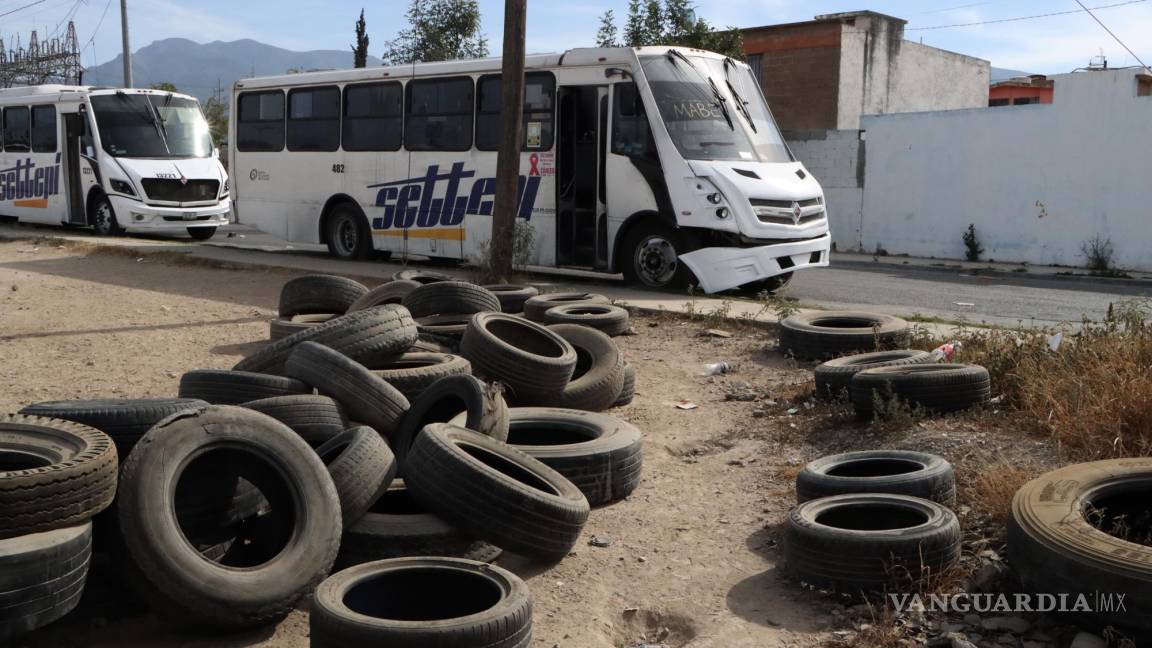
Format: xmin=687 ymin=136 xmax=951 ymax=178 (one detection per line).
xmin=715 ymin=207 xmax=730 ymax=219
xmin=706 ymin=192 xmax=723 ymax=204
xmin=110 ymin=179 xmax=136 ymax=196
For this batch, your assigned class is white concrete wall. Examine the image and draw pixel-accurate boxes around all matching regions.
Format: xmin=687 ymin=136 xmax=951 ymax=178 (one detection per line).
xmin=787 ymin=130 xmax=864 ymax=251
xmin=859 ymin=69 xmax=1152 ymax=268
xmin=891 ymin=42 xmax=990 ymax=114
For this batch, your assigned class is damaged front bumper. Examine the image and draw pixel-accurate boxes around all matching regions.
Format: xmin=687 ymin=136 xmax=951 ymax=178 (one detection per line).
xmin=679 ymin=234 xmax=831 ymax=294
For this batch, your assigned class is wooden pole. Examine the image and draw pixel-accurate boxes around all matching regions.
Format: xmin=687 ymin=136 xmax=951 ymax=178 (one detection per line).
xmin=489 ymin=0 xmax=527 ymax=280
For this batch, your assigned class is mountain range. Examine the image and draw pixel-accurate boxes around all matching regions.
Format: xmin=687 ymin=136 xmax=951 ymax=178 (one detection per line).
xmin=83 ymin=38 xmax=383 ymax=101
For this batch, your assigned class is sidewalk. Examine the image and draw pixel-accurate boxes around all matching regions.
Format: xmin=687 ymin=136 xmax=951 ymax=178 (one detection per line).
xmin=833 ymin=250 xmax=1152 ymax=287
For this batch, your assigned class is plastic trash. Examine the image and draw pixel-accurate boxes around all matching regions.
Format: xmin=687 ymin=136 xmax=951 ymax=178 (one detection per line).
xmin=929 ymin=341 xmax=961 ymax=362
xmin=699 ymin=362 xmax=730 ymax=376
xmin=1047 ymin=332 xmax=1063 ymax=352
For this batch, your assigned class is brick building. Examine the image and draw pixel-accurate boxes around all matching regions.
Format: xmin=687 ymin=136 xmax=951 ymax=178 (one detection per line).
xmin=988 ymin=75 xmax=1054 ymax=106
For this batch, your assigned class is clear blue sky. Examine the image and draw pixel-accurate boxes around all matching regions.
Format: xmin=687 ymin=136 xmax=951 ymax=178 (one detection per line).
xmin=2 ymin=0 xmax=1149 ymax=74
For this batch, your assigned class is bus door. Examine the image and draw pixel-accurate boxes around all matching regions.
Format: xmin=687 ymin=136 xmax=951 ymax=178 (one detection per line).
xmin=556 ymin=85 xmax=607 ymax=269
xmin=62 ymin=112 xmax=88 ymax=225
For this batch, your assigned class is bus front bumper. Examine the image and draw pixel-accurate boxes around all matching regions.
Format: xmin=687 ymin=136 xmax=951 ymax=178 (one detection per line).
xmin=679 ymin=234 xmax=831 ymax=294
xmin=111 ymin=197 xmax=231 ymax=233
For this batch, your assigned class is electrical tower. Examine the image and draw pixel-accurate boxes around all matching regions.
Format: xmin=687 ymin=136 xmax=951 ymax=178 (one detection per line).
xmin=0 ymin=22 xmax=84 ymax=88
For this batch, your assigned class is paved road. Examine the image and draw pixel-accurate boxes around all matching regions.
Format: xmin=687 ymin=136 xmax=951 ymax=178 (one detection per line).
xmin=3 ymin=222 xmax=1149 ymax=327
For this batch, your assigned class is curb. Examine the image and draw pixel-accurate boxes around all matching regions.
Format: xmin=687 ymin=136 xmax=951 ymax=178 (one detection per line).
xmin=832 ymin=258 xmax=1152 ymax=289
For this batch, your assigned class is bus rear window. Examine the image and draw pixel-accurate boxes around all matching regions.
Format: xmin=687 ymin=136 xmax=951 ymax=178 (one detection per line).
xmin=237 ymin=91 xmax=285 ymax=152
xmin=288 ymin=86 xmax=340 ymax=152
xmin=3 ymin=107 xmax=30 ymax=152
xmin=343 ymin=82 xmax=402 ymax=151
xmin=405 ymin=77 xmax=473 ymax=151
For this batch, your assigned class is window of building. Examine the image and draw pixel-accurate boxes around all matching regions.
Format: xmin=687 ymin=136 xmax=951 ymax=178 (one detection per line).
xmin=1137 ymin=74 xmax=1152 ymax=97
xmin=405 ymin=77 xmax=473 ymax=151
xmin=1013 ymin=96 xmax=1041 ymax=105
xmin=3 ymin=107 xmax=30 ymax=152
xmin=988 ymin=98 xmax=1010 ymax=107
xmin=288 ymin=86 xmax=341 ymax=151
xmin=611 ymin=82 xmax=656 ymax=160
xmin=475 ymin=72 xmax=556 ymax=151
xmin=237 ymin=91 xmax=285 ymax=152
xmin=343 ymin=82 xmax=403 ymax=151
xmin=745 ymin=53 xmax=764 ymax=87
xmin=31 ymin=105 xmax=57 ymax=153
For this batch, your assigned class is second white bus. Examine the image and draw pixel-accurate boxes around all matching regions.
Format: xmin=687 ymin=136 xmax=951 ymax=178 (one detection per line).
xmin=230 ymin=46 xmax=830 ymax=292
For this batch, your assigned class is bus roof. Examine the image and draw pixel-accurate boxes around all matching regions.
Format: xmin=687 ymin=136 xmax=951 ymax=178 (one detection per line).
xmin=0 ymin=85 xmax=200 ymax=103
xmin=234 ymin=45 xmax=741 ymax=91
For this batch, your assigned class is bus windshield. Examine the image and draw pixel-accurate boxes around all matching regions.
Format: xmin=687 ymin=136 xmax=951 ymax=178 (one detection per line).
xmin=90 ymin=94 xmax=213 ymax=159
xmin=639 ymin=55 xmax=791 ymax=164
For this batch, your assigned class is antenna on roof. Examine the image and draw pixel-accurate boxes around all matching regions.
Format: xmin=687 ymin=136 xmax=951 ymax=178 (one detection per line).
xmin=1088 ymin=49 xmax=1107 ymax=71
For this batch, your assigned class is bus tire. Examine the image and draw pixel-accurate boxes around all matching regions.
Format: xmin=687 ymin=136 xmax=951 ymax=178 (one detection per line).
xmin=89 ymin=194 xmax=122 ymax=236
xmin=621 ymin=222 xmax=695 ymax=290
xmin=188 ymin=227 xmax=217 ymax=240
xmin=325 ymin=202 xmax=372 ymax=260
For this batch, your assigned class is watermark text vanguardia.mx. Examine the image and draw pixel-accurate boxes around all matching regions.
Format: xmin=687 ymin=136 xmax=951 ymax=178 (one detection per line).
xmin=889 ymin=592 xmax=1127 ymax=614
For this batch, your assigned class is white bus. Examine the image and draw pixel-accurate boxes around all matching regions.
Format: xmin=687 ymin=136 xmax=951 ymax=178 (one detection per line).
xmin=230 ymin=47 xmax=830 ymax=292
xmin=0 ymin=85 xmax=230 ymax=240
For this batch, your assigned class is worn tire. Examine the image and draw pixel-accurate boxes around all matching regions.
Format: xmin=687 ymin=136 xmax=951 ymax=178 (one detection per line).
xmin=338 ymin=481 xmax=501 ymax=567
xmin=405 ymin=424 xmax=589 ymax=561
xmin=0 ymin=415 xmax=117 ymax=539
xmin=523 ymin=292 xmax=611 ymax=322
xmin=347 ymin=280 xmax=421 ymax=312
xmin=234 ymin=305 xmax=418 ymax=376
xmin=1009 ymin=459 xmax=1152 ymax=636
xmin=484 ymin=284 xmax=539 ymax=314
xmin=395 ymin=375 xmax=509 ymax=472
xmin=402 ymin=281 xmax=501 ymax=318
xmin=0 ymin=524 xmax=92 ymax=642
xmin=178 ymin=369 xmax=311 ymax=405
xmin=500 ymin=408 xmax=643 ymax=507
xmin=284 ymin=342 xmax=410 ymax=439
xmin=614 ymin=363 xmax=636 ymax=407
xmin=779 ymin=311 xmax=911 ymax=360
xmin=117 ymin=405 xmax=342 ymax=631
xmin=795 ymin=450 xmax=956 ymax=506
xmin=543 ymin=304 xmax=630 ymax=337
xmin=278 ymin=275 xmax=368 ymax=317
xmin=367 ymin=353 xmax=473 ymax=401
xmin=416 ymin=314 xmax=473 ymax=339
xmin=814 ymin=350 xmax=934 ymax=400
xmin=238 ymin=394 xmax=349 ymax=447
xmin=310 ymin=557 xmax=531 ymax=648
xmin=392 ymin=269 xmax=455 ymax=284
xmin=785 ymin=493 xmax=961 ymax=593
xmin=460 ymin=312 xmax=577 ymax=405
xmin=315 ymin=427 xmax=397 ymax=529
xmin=851 ymin=363 xmax=990 ymax=417
xmin=547 ymin=324 xmax=625 ymax=412
xmin=269 ymin=314 xmax=337 ymax=341
xmin=18 ymin=398 xmax=207 ymax=455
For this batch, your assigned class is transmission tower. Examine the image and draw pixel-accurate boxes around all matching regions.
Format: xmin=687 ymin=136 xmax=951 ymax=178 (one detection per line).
xmin=0 ymin=22 xmax=84 ymax=88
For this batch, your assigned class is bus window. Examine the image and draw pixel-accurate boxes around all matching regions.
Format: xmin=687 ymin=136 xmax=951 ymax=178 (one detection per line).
xmin=611 ymin=83 xmax=655 ymax=161
xmin=237 ymin=91 xmax=285 ymax=152
xmin=31 ymin=105 xmax=57 ymax=153
xmin=405 ymin=77 xmax=473 ymax=152
xmin=475 ymin=72 xmax=555 ymax=151
xmin=287 ymin=86 xmax=340 ymax=152
xmin=343 ymin=82 xmax=402 ymax=152
xmin=3 ymin=107 xmax=31 ymax=153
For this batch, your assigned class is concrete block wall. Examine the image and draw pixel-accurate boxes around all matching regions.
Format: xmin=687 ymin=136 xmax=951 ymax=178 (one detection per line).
xmin=786 ymin=129 xmax=864 ymax=251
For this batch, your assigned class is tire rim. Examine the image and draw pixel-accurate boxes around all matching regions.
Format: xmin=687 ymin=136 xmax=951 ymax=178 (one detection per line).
xmin=635 ymin=236 xmax=678 ymax=287
xmin=332 ymin=216 xmax=358 ymax=257
xmin=93 ymin=202 xmax=113 ymax=234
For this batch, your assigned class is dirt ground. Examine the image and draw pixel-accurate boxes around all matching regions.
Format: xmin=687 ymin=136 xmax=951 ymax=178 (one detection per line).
xmin=0 ymin=238 xmax=1063 ymax=648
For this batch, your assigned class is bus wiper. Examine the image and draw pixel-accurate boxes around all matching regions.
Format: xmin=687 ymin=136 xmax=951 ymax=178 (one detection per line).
xmin=723 ymin=58 xmax=757 ymax=133
xmin=706 ymin=77 xmax=734 ymax=131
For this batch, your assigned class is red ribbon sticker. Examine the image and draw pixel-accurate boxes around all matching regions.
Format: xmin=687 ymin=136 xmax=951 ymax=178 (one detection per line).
xmin=529 ymin=153 xmax=540 ymax=177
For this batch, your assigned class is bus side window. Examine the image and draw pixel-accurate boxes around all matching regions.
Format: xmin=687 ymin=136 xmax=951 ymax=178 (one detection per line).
xmin=475 ymin=72 xmax=555 ymax=151
xmin=31 ymin=105 xmax=57 ymax=153
xmin=237 ymin=91 xmax=285 ymax=152
xmin=611 ymin=83 xmax=655 ymax=161
xmin=405 ymin=77 xmax=474 ymax=152
xmin=287 ymin=86 xmax=340 ymax=152
xmin=2 ymin=106 xmax=31 ymax=153
xmin=343 ymin=82 xmax=402 ymax=152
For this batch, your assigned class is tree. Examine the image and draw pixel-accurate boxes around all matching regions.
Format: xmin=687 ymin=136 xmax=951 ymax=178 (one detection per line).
xmin=381 ymin=0 xmax=488 ymax=65
xmin=352 ymin=9 xmax=370 ymax=68
xmin=598 ymin=0 xmax=743 ymax=58
xmin=149 ymin=81 xmax=179 ymax=92
xmin=596 ymin=10 xmax=619 ymax=47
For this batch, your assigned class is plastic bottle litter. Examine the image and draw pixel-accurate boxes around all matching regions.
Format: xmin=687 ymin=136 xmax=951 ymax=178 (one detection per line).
xmin=699 ymin=362 xmax=731 ymax=376
xmin=929 ymin=341 xmax=961 ymax=362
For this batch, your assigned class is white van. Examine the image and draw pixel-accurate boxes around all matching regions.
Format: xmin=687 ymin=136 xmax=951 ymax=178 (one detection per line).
xmin=0 ymin=85 xmax=230 ymax=240
xmin=230 ymin=47 xmax=829 ymax=292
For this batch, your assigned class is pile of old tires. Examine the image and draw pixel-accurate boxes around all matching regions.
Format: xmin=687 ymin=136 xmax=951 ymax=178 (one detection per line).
xmin=1 ymin=273 xmax=643 ymax=645
xmin=783 ymin=449 xmax=962 ymax=593
xmin=780 ymin=311 xmax=990 ymax=416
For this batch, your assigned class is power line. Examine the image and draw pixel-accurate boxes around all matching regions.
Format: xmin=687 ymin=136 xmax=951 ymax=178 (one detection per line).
xmin=907 ymin=0 xmax=1148 ymax=30
xmin=0 ymin=0 xmax=50 ymax=19
xmin=1074 ymin=0 xmax=1150 ymax=70
xmin=81 ymin=0 xmax=113 ymax=53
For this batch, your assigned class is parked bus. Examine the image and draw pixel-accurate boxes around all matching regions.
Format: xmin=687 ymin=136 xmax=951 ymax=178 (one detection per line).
xmin=229 ymin=47 xmax=830 ymax=292
xmin=0 ymin=85 xmax=230 ymax=240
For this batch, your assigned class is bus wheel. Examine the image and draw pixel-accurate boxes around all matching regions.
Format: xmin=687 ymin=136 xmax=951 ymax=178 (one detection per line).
xmin=90 ymin=196 xmax=123 ymax=236
xmin=622 ymin=223 xmax=695 ymax=291
xmin=326 ymin=204 xmax=372 ymax=260
xmin=187 ymin=227 xmax=217 ymax=241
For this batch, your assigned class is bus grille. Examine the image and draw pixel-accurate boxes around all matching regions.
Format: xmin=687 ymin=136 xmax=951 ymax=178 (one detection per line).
xmin=141 ymin=179 xmax=220 ymax=203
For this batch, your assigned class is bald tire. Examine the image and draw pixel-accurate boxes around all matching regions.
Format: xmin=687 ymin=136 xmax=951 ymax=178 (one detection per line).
xmin=368 ymin=353 xmax=473 ymax=401
xmin=238 ymin=395 xmax=349 ymax=447
xmin=401 ymin=281 xmax=501 ymax=318
xmin=547 ymin=324 xmax=625 ymax=413
xmin=613 ymin=362 xmax=636 ymax=407
xmin=178 ymin=370 xmax=311 ymax=405
xmin=0 ymin=524 xmax=92 ymax=642
xmin=814 ymin=350 xmax=934 ymax=401
xmin=284 ymin=342 xmax=410 ymax=439
xmin=522 ymin=293 xmax=610 ymax=322
xmin=278 ymin=275 xmax=368 ymax=317
xmin=315 ymin=426 xmax=398 ymax=529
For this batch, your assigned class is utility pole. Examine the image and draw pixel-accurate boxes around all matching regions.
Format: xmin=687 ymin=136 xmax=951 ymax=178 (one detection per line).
xmin=489 ymin=0 xmax=527 ymax=280
xmin=120 ymin=0 xmax=132 ymax=86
